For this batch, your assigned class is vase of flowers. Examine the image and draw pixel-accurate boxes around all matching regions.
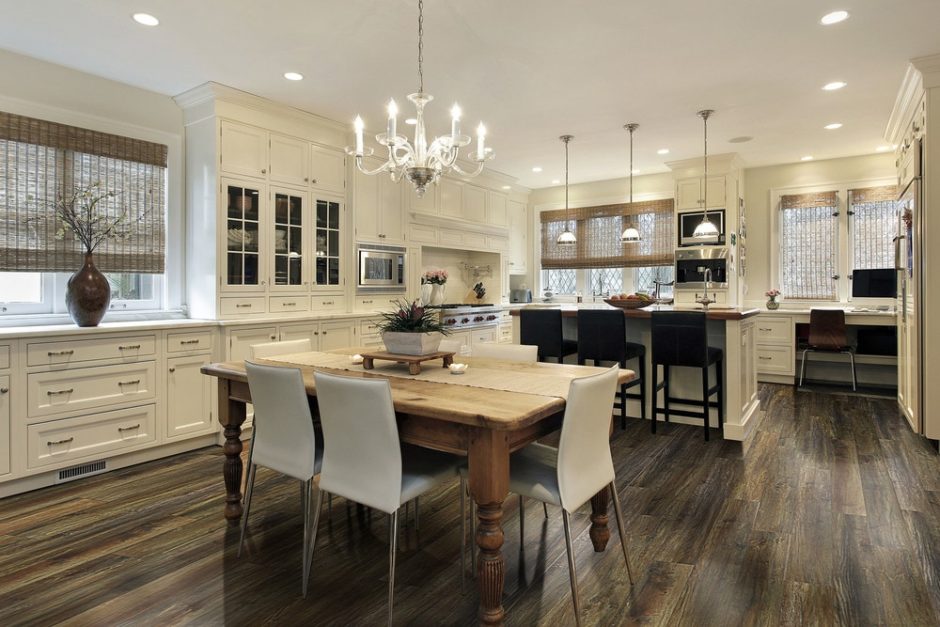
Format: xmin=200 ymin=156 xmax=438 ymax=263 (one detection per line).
xmin=422 ymin=269 xmax=448 ymax=306
xmin=378 ymin=299 xmax=449 ymax=355
xmin=765 ymin=289 xmax=781 ymax=310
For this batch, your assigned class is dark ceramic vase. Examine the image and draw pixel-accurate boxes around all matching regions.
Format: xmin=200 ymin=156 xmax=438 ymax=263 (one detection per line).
xmin=66 ymin=253 xmax=111 ymax=327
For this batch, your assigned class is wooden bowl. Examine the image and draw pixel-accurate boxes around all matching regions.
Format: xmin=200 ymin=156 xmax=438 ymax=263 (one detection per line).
xmin=603 ymin=298 xmax=650 ymax=309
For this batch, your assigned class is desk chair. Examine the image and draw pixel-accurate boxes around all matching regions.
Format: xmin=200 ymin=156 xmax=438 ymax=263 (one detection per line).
xmin=309 ymin=371 xmax=461 ymax=626
xmin=239 ymin=362 xmax=323 ymax=597
xmin=799 ymin=309 xmax=857 ymax=391
xmin=520 ymin=309 xmax=577 ymax=363
xmin=576 ymin=309 xmax=646 ymax=429
xmin=650 ymin=312 xmax=724 ymax=441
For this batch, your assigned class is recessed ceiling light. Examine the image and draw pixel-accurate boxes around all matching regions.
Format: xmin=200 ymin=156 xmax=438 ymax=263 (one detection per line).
xmin=657 ymin=148 xmax=670 ymax=155
xmin=532 ymin=166 xmax=542 ymax=173
xmin=820 ymin=10 xmax=849 ymax=25
xmin=801 ymin=156 xmax=814 ymax=161
xmin=132 ymin=13 xmax=159 ymax=26
xmin=501 ymin=185 xmax=511 ymax=190
xmin=404 ymin=118 xmax=417 ymax=125
xmin=283 ymin=72 xmax=304 ymax=81
xmin=823 ymin=81 xmax=847 ymax=91
xmin=824 ymin=123 xmax=843 ymax=130
xmin=551 ymin=179 xmax=560 ymax=185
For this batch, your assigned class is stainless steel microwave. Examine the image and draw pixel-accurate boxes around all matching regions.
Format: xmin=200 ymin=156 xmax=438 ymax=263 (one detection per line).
xmin=357 ymin=243 xmax=406 ymax=292
xmin=678 ymin=209 xmax=725 ymax=246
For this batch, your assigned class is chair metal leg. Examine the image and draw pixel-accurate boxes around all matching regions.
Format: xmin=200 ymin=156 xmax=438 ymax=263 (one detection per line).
xmin=561 ymin=510 xmax=582 ymax=627
xmin=328 ymin=493 xmax=332 ymax=518
xmin=237 ymin=462 xmax=257 ymax=558
xmin=304 ymin=488 xmax=324 ymax=598
xmin=799 ymin=348 xmax=810 ymax=386
xmin=543 ymin=502 xmax=549 ymax=519
xmin=702 ymin=364 xmax=710 ymax=441
xmin=301 ymin=479 xmax=311 ymax=597
xmin=663 ymin=365 xmax=671 ymax=423
xmin=243 ymin=433 xmax=256 ymax=502
xmin=387 ymin=511 xmax=399 ymax=627
xmin=619 ymin=383 xmax=627 ymax=430
xmin=519 ymin=495 xmax=525 ymax=549
xmin=638 ymin=353 xmax=647 ymax=423
xmin=847 ymin=351 xmax=857 ymax=391
xmin=650 ymin=364 xmax=658 ymax=434
xmin=609 ymin=479 xmax=635 ymax=585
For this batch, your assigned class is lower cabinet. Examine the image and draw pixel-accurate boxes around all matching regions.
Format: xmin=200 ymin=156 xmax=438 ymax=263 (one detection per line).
xmin=0 ymin=375 xmax=9 ymax=476
xmin=229 ymin=327 xmax=278 ymax=360
xmin=166 ymin=355 xmax=214 ymax=439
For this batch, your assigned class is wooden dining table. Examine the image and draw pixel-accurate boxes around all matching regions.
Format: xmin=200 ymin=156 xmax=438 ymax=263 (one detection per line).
xmin=201 ymin=349 xmax=636 ymax=626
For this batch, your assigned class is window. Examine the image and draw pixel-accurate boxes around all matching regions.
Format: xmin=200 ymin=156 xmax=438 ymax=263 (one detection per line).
xmin=775 ymin=183 xmax=896 ymax=301
xmin=542 ymin=268 xmax=577 ymax=295
xmin=634 ymin=265 xmax=674 ymax=297
xmin=539 ymin=265 xmax=673 ymax=299
xmin=588 ymin=268 xmax=623 ymax=296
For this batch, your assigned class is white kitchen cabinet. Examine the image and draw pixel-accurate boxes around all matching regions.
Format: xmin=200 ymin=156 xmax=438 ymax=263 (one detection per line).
xmin=508 ymin=200 xmax=528 ymax=274
xmin=312 ymin=196 xmax=345 ymax=290
xmin=676 ymin=176 xmax=726 ymax=210
xmin=486 ymin=191 xmax=508 ymax=227
xmin=269 ymin=133 xmax=309 ymax=187
xmin=228 ymin=327 xmax=278 ymax=361
xmin=462 ymin=184 xmax=487 ymax=223
xmin=269 ymin=186 xmax=309 ymax=291
xmin=309 ymin=144 xmax=346 ymax=195
xmin=319 ymin=320 xmax=356 ymax=351
xmin=166 ymin=355 xmax=214 ymax=439
xmin=471 ymin=327 xmax=498 ymax=347
xmin=221 ymin=179 xmax=266 ymax=292
xmin=409 ymin=183 xmax=439 ymax=216
xmin=440 ymin=179 xmax=463 ymax=218
xmin=354 ymin=159 xmax=405 ymax=243
xmin=220 ymin=120 xmax=268 ymax=179
xmin=0 ymin=374 xmax=9 ymax=476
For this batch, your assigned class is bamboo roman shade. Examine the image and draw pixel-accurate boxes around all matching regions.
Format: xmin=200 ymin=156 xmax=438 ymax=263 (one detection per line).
xmin=779 ymin=191 xmax=839 ymax=300
xmin=0 ymin=111 xmax=167 ymax=273
xmin=849 ymin=185 xmax=897 ymax=271
xmin=540 ymin=199 xmax=674 ymax=269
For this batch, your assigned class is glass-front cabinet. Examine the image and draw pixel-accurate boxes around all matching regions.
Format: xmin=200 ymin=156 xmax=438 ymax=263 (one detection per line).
xmin=270 ymin=187 xmax=306 ymax=291
xmin=314 ymin=197 xmax=343 ymax=289
xmin=224 ymin=182 xmax=262 ymax=290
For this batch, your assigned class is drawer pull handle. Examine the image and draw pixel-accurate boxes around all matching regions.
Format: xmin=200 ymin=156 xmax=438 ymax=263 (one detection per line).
xmin=119 ymin=379 xmax=141 ymax=386
xmin=180 ymin=339 xmax=201 ymax=345
xmin=323 ymin=301 xmax=333 ymax=305
xmin=758 ymin=328 xmax=773 ymax=332
xmin=119 ymin=344 xmax=142 ymax=350
xmin=47 ymin=388 xmax=74 ymax=396
xmin=362 ymin=300 xmax=373 ymax=304
xmin=236 ymin=304 xmax=252 ymax=308
xmin=283 ymin=302 xmax=297 ymax=306
xmin=47 ymin=349 xmax=75 ymax=357
xmin=118 ymin=424 xmax=141 ymax=432
xmin=0 ymin=387 xmax=7 ymax=394
xmin=47 ymin=437 xmax=74 ymax=446
xmin=758 ymin=356 xmax=772 ymax=360
xmin=168 ymin=367 xmax=175 ymax=373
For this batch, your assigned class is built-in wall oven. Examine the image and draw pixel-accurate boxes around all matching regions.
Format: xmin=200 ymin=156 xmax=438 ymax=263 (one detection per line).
xmin=678 ymin=209 xmax=726 ymax=246
xmin=357 ymin=243 xmax=406 ymax=292
xmin=674 ymin=248 xmax=728 ymax=290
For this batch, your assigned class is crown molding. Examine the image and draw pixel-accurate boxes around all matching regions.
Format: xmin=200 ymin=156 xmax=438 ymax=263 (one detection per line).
xmin=912 ymin=53 xmax=940 ymax=88
xmin=885 ymin=64 xmax=924 ymax=144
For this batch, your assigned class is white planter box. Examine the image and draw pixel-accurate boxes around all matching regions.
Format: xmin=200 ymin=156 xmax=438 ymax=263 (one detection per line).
xmin=381 ymin=332 xmax=443 ymax=356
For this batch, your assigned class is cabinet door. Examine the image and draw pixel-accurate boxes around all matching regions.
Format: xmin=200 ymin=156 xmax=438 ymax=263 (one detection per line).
xmin=508 ymin=200 xmax=527 ymax=273
xmin=313 ymin=197 xmax=344 ymax=289
xmin=220 ymin=120 xmax=268 ymax=179
xmin=409 ymin=183 xmax=439 ymax=215
xmin=379 ymin=176 xmax=405 ymax=242
xmin=462 ymin=185 xmax=487 ymax=223
xmin=319 ymin=321 xmax=356 ymax=351
xmin=167 ymin=355 xmax=214 ymax=439
xmin=310 ymin=145 xmax=346 ymax=194
xmin=486 ymin=191 xmax=508 ymax=227
xmin=440 ymin=179 xmax=463 ymax=219
xmin=705 ymin=176 xmax=726 ymax=209
xmin=222 ymin=180 xmax=265 ymax=291
xmin=676 ymin=178 xmax=703 ymax=210
xmin=270 ymin=187 xmax=307 ymax=290
xmin=279 ymin=324 xmax=321 ymax=351
xmin=0 ymin=375 xmax=8 ymax=475
xmin=228 ymin=327 xmax=278 ymax=360
xmin=269 ymin=133 xmax=309 ymax=187
xmin=353 ymin=163 xmax=380 ymax=242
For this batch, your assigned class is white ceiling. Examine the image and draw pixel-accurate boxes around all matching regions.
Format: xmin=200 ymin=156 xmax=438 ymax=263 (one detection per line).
xmin=1 ymin=0 xmax=938 ymax=188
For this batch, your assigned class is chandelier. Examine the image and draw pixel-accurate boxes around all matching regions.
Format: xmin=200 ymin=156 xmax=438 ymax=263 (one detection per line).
xmin=556 ymin=135 xmax=577 ymax=246
xmin=620 ymin=123 xmax=641 ymax=243
xmin=350 ymin=0 xmax=491 ymax=197
xmin=692 ymin=109 xmax=720 ymax=238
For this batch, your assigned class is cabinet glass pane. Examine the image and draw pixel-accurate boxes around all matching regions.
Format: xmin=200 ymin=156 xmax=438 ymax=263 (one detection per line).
xmin=226 ymin=184 xmax=261 ymax=285
xmin=273 ymin=192 xmax=304 ymax=287
xmin=313 ymin=199 xmax=341 ymax=286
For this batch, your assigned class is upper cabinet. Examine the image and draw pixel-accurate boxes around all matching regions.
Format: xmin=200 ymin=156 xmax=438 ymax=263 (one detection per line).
xmin=269 ymin=133 xmax=309 ymax=186
xmin=354 ymin=157 xmax=404 ymax=243
xmin=220 ymin=121 xmax=268 ymax=178
xmin=462 ymin=185 xmax=487 ymax=223
xmin=676 ymin=176 xmax=726 ymax=210
xmin=440 ymin=179 xmax=463 ymax=219
xmin=508 ymin=200 xmax=528 ymax=274
xmin=486 ymin=191 xmax=508 ymax=227
xmin=310 ymin=145 xmax=346 ymax=195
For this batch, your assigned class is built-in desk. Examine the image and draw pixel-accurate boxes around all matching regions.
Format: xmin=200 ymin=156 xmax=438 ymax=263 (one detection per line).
xmin=755 ymin=308 xmax=897 ymax=387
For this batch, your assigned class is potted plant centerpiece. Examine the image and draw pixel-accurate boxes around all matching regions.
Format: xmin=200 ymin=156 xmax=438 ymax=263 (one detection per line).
xmin=378 ymin=299 xmax=449 ymax=355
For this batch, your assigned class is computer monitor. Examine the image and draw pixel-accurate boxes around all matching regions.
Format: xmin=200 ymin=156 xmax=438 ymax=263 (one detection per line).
xmin=851 ymin=268 xmax=897 ymax=298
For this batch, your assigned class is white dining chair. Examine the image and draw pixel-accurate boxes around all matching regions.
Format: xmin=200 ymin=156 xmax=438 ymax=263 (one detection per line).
xmin=249 ymin=338 xmax=312 ymax=359
xmin=309 ymin=370 xmax=462 ymax=627
xmin=472 ymin=342 xmax=538 ymax=362
xmin=239 ymin=362 xmax=323 ymax=598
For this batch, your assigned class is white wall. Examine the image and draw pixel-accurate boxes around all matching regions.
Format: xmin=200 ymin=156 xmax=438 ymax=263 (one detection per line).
xmin=0 ymin=48 xmax=186 ymax=310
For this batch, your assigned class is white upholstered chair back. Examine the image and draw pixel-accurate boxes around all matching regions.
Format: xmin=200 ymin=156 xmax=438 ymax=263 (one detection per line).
xmin=249 ymin=338 xmax=313 ymax=359
xmin=472 ymin=343 xmax=538 ymax=363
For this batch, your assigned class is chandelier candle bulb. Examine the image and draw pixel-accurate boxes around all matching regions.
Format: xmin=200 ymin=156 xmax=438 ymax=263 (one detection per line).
xmin=451 ymin=104 xmax=461 ymax=141
xmin=387 ymin=99 xmax=398 ymax=143
xmin=354 ymin=116 xmax=365 ymax=156
xmin=477 ymin=123 xmax=486 ymax=160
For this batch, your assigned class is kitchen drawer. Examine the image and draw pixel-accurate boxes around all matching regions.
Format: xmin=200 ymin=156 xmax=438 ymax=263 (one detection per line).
xmin=0 ymin=345 xmax=9 ymax=370
xmin=27 ymin=335 xmax=155 ymax=367
xmin=269 ymin=296 xmax=310 ymax=313
xmin=360 ymin=319 xmax=382 ymax=337
xmin=499 ymin=325 xmax=512 ymax=343
xmin=28 ymin=361 xmax=157 ymax=419
xmin=220 ymin=297 xmax=267 ymax=316
xmin=756 ymin=316 xmax=793 ymax=345
xmin=311 ymin=295 xmax=344 ymax=312
xmin=166 ymin=330 xmax=213 ymax=353
xmin=471 ymin=327 xmax=498 ymax=346
xmin=27 ymin=404 xmax=156 ymax=469
xmin=355 ymin=295 xmax=401 ymax=311
xmin=756 ymin=344 xmax=794 ymax=375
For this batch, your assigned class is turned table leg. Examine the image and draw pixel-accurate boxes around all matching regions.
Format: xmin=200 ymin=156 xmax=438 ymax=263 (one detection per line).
xmin=218 ymin=379 xmax=247 ymax=523
xmin=589 ymin=485 xmax=611 ymax=552
xmin=469 ymin=429 xmax=510 ymax=626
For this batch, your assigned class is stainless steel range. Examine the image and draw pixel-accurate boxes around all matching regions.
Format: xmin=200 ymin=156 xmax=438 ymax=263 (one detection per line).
xmin=435 ymin=304 xmax=501 ymax=330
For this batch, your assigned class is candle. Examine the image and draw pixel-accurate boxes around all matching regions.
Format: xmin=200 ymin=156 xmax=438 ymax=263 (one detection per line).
xmin=387 ymin=99 xmax=398 ymax=144
xmin=353 ymin=116 xmax=364 ymax=156
xmin=476 ymin=123 xmax=486 ymax=160
xmin=450 ymin=103 xmax=461 ymax=141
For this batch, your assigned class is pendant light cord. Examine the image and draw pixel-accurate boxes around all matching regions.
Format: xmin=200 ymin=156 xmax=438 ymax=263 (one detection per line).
xmin=565 ymin=137 xmax=569 ymax=225
xmin=629 ymin=129 xmax=634 ymax=205
xmin=698 ymin=109 xmax=714 ymax=225
xmin=417 ymin=0 xmax=424 ymax=93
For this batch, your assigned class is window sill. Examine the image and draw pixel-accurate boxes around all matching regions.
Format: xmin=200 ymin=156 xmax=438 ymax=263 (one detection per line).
xmin=0 ymin=309 xmax=189 ymax=330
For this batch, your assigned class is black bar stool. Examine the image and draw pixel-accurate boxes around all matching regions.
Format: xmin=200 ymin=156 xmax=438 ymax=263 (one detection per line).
xmin=576 ymin=309 xmax=646 ymax=429
xmin=650 ymin=311 xmax=723 ymax=441
xmin=520 ymin=309 xmax=578 ymax=363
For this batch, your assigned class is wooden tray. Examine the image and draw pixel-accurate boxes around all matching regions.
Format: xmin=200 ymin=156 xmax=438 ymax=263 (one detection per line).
xmin=360 ymin=350 xmax=456 ymax=375
xmin=603 ymin=298 xmax=651 ymax=309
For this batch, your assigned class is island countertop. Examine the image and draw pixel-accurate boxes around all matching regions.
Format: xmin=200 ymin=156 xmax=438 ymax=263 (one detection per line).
xmin=508 ymin=303 xmax=761 ymax=321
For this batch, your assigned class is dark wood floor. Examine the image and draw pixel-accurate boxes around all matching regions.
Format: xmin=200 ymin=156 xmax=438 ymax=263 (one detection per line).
xmin=2 ymin=384 xmax=940 ymax=626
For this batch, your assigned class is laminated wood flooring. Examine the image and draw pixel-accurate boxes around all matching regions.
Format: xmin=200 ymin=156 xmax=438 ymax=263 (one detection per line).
xmin=1 ymin=384 xmax=940 ymax=626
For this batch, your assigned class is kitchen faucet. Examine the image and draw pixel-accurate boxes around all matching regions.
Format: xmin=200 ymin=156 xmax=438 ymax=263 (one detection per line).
xmin=653 ymin=279 xmax=674 ymax=304
xmin=696 ymin=268 xmax=715 ymax=309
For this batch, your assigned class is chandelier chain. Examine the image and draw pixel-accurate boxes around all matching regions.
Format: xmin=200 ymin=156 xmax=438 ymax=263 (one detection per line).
xmin=417 ymin=0 xmax=424 ymax=93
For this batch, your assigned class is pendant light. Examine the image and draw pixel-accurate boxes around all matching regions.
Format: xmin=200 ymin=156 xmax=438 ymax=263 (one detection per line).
xmin=620 ymin=123 xmax=641 ymax=243
xmin=692 ymin=109 xmax=720 ymax=239
xmin=556 ymin=134 xmax=577 ymax=246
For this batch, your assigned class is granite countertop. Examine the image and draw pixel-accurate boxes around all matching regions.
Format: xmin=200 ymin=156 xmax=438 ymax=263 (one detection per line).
xmin=508 ymin=303 xmax=761 ymax=321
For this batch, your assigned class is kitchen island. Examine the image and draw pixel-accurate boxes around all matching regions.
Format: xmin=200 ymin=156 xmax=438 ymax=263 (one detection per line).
xmin=510 ymin=304 xmax=762 ymax=442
